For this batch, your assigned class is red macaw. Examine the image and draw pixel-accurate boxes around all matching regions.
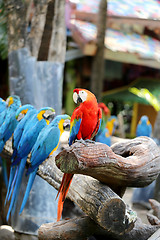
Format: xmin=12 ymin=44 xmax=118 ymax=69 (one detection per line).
xmin=57 ymin=88 xmax=102 ymax=221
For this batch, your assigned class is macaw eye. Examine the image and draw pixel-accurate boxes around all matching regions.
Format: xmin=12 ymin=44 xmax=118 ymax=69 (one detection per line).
xmin=73 ymin=92 xmax=78 ymax=104
xmin=79 ymin=91 xmax=87 ymax=102
xmin=43 ymin=110 xmax=55 ymax=121
xmin=17 ymin=112 xmax=25 ymax=121
xmin=63 ymin=119 xmax=70 ymax=131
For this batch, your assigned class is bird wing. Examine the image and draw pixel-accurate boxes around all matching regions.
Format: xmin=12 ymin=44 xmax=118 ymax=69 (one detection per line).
xmin=69 ymin=109 xmax=82 ymax=146
xmin=28 ymin=126 xmax=60 ymax=173
xmin=91 ymin=107 xmax=102 ymax=139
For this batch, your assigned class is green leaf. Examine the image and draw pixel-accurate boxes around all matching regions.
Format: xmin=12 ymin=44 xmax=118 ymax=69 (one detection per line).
xmin=129 ymin=87 xmax=160 ymax=111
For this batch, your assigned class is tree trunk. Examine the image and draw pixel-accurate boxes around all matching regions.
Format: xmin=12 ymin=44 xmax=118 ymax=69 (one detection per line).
xmin=91 ymin=0 xmax=107 ymax=101
xmin=5 ymin=0 xmax=31 ymax=52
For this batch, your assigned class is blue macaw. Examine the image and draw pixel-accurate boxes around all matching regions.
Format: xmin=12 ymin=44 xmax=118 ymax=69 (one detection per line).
xmin=6 ymin=107 xmax=56 ymax=220
xmin=136 ymin=115 xmax=152 ymax=137
xmin=0 ymin=95 xmax=21 ymax=187
xmin=106 ymin=115 xmax=118 ymax=136
xmin=95 ymin=115 xmax=118 ymax=146
xmin=19 ymin=114 xmax=71 ymax=214
xmin=95 ymin=128 xmax=111 ymax=146
xmin=6 ymin=104 xmax=36 ymax=204
xmin=0 ymin=97 xmax=6 ymax=113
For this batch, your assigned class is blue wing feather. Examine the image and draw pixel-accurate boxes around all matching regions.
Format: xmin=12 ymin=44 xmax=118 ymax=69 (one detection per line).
xmin=69 ymin=118 xmax=81 ymax=146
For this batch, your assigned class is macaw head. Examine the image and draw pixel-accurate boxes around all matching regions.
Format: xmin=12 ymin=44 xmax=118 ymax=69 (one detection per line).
xmin=139 ymin=115 xmax=150 ymax=125
xmin=52 ymin=114 xmax=71 ymax=133
xmin=0 ymin=97 xmax=5 ymax=103
xmin=73 ymin=88 xmax=97 ymax=104
xmin=6 ymin=95 xmax=21 ymax=109
xmin=106 ymin=115 xmax=118 ymax=135
xmin=37 ymin=107 xmax=56 ymax=124
xmin=15 ymin=104 xmax=35 ymax=121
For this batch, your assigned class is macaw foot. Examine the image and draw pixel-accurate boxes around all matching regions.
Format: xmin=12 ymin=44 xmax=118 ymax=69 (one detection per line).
xmin=85 ymin=139 xmax=95 ymax=144
xmin=75 ymin=139 xmax=95 ymax=146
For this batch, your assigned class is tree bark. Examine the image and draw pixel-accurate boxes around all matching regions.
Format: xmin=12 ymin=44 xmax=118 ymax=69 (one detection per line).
xmin=55 ymin=137 xmax=160 ymax=192
xmin=47 ymin=0 xmax=66 ymax=62
xmin=5 ymin=0 xmax=31 ymax=52
xmin=27 ymin=0 xmax=49 ymax=58
xmin=38 ymin=216 xmax=159 ymax=240
xmin=2 ymin=138 xmax=160 ymax=239
xmin=90 ymin=0 xmax=107 ymax=101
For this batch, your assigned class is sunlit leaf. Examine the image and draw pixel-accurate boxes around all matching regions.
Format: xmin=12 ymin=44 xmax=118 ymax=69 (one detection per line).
xmin=129 ymin=87 xmax=160 ymax=111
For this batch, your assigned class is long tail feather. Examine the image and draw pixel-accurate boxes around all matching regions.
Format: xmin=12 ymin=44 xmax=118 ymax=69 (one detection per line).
xmin=5 ymin=166 xmax=17 ymax=205
xmin=19 ymin=168 xmax=37 ymax=214
xmin=57 ymin=173 xmax=73 ymax=221
xmin=57 ymin=192 xmax=63 ymax=222
xmin=7 ymin=167 xmax=19 ymax=203
xmin=6 ymin=157 xmax=27 ymax=221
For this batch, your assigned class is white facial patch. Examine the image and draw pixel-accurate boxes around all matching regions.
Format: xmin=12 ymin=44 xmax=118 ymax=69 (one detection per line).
xmin=73 ymin=92 xmax=78 ymax=104
xmin=79 ymin=90 xmax=87 ymax=102
xmin=43 ymin=110 xmax=55 ymax=119
xmin=17 ymin=112 xmax=25 ymax=121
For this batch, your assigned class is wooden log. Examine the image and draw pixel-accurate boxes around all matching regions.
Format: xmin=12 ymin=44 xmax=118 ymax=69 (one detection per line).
xmin=39 ymin=157 xmax=136 ymax=234
xmin=1 ymin=140 xmax=136 ymax=234
xmin=147 ymin=228 xmax=160 ymax=240
xmin=2 ymin=137 xmax=158 ymax=240
xmin=55 ymin=137 xmax=160 ymax=191
xmin=38 ymin=216 xmax=160 ymax=240
xmin=147 ymin=213 xmax=160 ymax=226
xmin=149 ymin=199 xmax=160 ymax=219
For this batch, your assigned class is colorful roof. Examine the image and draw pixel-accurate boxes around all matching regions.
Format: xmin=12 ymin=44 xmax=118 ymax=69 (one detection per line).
xmin=71 ymin=20 xmax=160 ymax=61
xmin=74 ymin=0 xmax=160 ymax=20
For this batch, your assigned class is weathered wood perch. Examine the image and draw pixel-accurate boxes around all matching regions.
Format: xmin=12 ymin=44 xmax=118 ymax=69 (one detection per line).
xmin=38 ymin=216 xmax=160 ymax=240
xmin=55 ymin=137 xmax=160 ymax=189
xmin=2 ymin=136 xmax=160 ymax=239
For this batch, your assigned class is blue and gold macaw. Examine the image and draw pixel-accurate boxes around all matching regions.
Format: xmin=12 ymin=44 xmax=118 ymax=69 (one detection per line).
xmin=19 ymin=114 xmax=70 ymax=214
xmin=0 ymin=95 xmax=21 ymax=187
xmin=95 ymin=128 xmax=111 ymax=146
xmin=6 ymin=104 xmax=36 ymax=203
xmin=0 ymin=97 xmax=6 ymax=114
xmin=6 ymin=107 xmax=55 ymax=220
xmin=95 ymin=115 xmax=118 ymax=147
xmin=95 ymin=103 xmax=111 ymax=146
xmin=136 ymin=115 xmax=152 ymax=137
xmin=106 ymin=115 xmax=118 ymax=136
xmin=0 ymin=95 xmax=21 ymax=152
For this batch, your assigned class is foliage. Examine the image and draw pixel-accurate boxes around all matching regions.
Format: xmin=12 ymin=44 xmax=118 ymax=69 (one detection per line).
xmin=0 ymin=0 xmax=8 ymax=59
xmin=129 ymin=87 xmax=160 ymax=111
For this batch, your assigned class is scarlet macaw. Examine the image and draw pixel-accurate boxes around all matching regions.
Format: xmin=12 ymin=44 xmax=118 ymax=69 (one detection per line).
xmin=6 ymin=107 xmax=55 ymax=220
xmin=57 ymin=88 xmax=102 ymax=221
xmin=19 ymin=114 xmax=71 ymax=214
xmin=136 ymin=115 xmax=152 ymax=137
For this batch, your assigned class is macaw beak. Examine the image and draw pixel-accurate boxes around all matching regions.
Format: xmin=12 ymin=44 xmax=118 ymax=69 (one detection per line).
xmin=77 ymin=94 xmax=82 ymax=104
xmin=63 ymin=119 xmax=70 ymax=131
